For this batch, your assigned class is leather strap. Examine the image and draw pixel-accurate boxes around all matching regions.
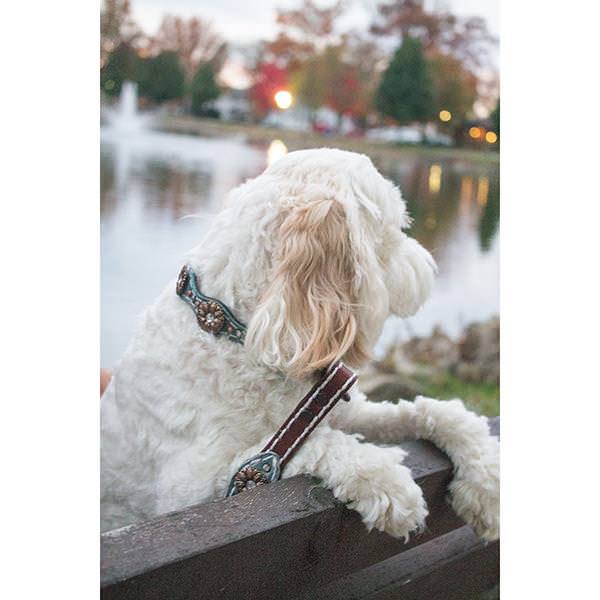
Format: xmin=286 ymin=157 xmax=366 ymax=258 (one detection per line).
xmin=226 ymin=362 xmax=357 ymax=497
xmin=262 ymin=362 xmax=357 ymax=467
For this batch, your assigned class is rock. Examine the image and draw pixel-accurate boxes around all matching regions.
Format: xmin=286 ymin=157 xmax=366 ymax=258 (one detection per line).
xmin=455 ymin=317 xmax=500 ymax=384
xmin=358 ymin=371 xmax=423 ymax=402
xmin=382 ymin=326 xmax=459 ymax=380
xmin=403 ymin=326 xmax=460 ymax=371
xmin=368 ymin=316 xmax=500 ymax=393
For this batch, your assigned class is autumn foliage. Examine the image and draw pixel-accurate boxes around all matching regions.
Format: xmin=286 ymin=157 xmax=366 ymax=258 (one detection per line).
xmin=249 ymin=63 xmax=289 ymax=119
xmin=100 ymin=0 xmax=498 ymax=131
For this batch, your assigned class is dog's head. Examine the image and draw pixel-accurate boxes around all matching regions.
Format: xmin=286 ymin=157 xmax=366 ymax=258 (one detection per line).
xmin=235 ymin=148 xmax=436 ymax=377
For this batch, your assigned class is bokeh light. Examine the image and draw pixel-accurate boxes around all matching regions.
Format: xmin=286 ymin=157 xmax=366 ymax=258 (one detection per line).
xmin=439 ymin=109 xmax=452 ymax=122
xmin=274 ymin=90 xmax=293 ymax=110
xmin=485 ymin=131 xmax=498 ymax=144
xmin=469 ymin=126 xmax=482 ymax=139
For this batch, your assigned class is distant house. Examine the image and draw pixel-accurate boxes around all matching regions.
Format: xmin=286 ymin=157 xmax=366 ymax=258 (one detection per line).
xmin=214 ymin=89 xmax=252 ymax=122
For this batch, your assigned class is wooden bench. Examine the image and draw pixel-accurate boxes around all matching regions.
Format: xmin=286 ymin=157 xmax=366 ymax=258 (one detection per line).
xmin=101 ymin=418 xmax=499 ymax=599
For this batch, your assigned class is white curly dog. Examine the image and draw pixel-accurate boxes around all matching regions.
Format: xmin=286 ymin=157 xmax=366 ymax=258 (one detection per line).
xmin=101 ymin=148 xmax=499 ymax=542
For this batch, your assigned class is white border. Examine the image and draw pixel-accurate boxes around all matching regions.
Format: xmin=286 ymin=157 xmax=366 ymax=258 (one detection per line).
xmin=1 ymin=1 xmax=99 ymax=597
xmin=3 ymin=1 xmax=600 ymax=597
xmin=502 ymin=1 xmax=600 ymax=597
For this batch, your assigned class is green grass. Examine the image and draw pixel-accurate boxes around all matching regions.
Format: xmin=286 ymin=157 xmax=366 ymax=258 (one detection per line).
xmin=416 ymin=372 xmax=500 ymax=417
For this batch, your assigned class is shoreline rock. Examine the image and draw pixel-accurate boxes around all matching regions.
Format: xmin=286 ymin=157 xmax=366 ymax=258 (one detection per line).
xmin=361 ymin=316 xmax=500 ymax=402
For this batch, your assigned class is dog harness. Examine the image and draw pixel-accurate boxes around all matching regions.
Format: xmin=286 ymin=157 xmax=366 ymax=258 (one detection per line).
xmin=175 ymin=265 xmax=358 ymax=497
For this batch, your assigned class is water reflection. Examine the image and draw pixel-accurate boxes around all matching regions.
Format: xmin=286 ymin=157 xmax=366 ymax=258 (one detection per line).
xmin=101 ymin=131 xmax=499 ymax=365
xmin=428 ymin=164 xmax=442 ymax=194
xmin=267 ymin=139 xmax=288 ymax=166
xmin=373 ymin=154 xmax=499 ymax=354
xmin=479 ymin=174 xmax=500 ymax=251
xmin=477 ymin=176 xmax=489 ymax=206
xmin=100 ymin=128 xmax=266 ymax=364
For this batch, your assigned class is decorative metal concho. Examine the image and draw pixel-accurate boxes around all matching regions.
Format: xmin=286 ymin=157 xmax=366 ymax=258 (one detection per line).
xmin=176 ymin=265 xmax=247 ymax=344
xmin=195 ymin=300 xmax=225 ymax=334
xmin=226 ymin=451 xmax=281 ymax=497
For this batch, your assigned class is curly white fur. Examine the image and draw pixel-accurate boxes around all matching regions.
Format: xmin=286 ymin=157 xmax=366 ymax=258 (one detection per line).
xmin=101 ymin=148 xmax=499 ymax=542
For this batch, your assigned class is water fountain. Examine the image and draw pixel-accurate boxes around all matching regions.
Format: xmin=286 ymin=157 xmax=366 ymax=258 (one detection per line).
xmin=103 ymin=81 xmax=151 ymax=133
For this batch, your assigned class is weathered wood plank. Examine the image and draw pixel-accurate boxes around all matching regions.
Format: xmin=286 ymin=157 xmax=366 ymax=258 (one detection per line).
xmin=101 ymin=417 xmax=499 ymax=600
xmin=300 ymin=525 xmax=499 ymax=600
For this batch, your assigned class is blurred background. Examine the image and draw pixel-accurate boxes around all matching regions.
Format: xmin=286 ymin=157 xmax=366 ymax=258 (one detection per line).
xmin=101 ymin=0 xmax=500 ymax=418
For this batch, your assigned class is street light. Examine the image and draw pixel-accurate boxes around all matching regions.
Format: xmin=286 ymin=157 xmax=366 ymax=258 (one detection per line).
xmin=439 ymin=109 xmax=452 ymax=122
xmin=485 ymin=131 xmax=498 ymax=144
xmin=274 ymin=90 xmax=293 ymax=110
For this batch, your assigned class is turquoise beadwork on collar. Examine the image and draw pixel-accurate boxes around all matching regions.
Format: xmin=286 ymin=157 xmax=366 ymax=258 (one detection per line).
xmin=176 ymin=265 xmax=247 ymax=344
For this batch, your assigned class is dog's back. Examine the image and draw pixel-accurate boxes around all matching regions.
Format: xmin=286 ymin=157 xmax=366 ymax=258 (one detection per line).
xmin=100 ymin=282 xmax=305 ymax=532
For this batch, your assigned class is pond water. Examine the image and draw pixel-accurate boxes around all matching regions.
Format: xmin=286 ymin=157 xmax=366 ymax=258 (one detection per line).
xmin=101 ymin=128 xmax=499 ymax=367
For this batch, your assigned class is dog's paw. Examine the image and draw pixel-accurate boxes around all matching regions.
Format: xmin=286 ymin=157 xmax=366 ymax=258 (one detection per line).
xmin=448 ymin=440 xmax=500 ymax=541
xmin=332 ymin=447 xmax=428 ymax=541
xmin=413 ymin=395 xmax=499 ymax=541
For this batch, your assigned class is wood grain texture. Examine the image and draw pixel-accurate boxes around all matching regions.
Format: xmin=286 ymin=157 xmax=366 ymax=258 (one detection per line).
xmin=101 ymin=417 xmax=499 ymax=600
xmin=299 ymin=525 xmax=499 ymax=600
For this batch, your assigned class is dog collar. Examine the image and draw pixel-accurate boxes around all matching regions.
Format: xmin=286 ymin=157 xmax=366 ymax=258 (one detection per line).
xmin=227 ymin=362 xmax=357 ymax=497
xmin=176 ymin=265 xmax=247 ymax=344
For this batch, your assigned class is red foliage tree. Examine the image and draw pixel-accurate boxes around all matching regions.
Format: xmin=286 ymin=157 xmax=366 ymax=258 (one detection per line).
xmin=249 ymin=63 xmax=289 ymax=119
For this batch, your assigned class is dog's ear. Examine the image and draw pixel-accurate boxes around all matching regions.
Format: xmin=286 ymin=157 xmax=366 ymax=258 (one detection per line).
xmin=387 ymin=235 xmax=437 ymax=317
xmin=246 ymin=196 xmax=369 ymax=378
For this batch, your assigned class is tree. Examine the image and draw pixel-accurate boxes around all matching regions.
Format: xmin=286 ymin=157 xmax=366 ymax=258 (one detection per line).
xmin=428 ymin=52 xmax=478 ymax=125
xmin=293 ymin=35 xmax=383 ymax=127
xmin=490 ymin=99 xmax=500 ymax=134
xmin=339 ymin=32 xmax=386 ymax=122
xmin=100 ymin=42 xmax=140 ymax=97
xmin=371 ymin=0 xmax=496 ymax=70
xmin=375 ymin=37 xmax=434 ymax=125
xmin=321 ymin=46 xmax=359 ymax=124
xmin=137 ymin=51 xmax=185 ymax=103
xmin=190 ymin=63 xmax=221 ymax=116
xmin=100 ymin=0 xmax=142 ymax=64
xmin=150 ymin=16 xmax=227 ymax=80
xmin=249 ymin=62 xmax=288 ymax=119
xmin=266 ymin=0 xmax=347 ymax=68
xmin=293 ymin=45 xmax=359 ymax=128
xmin=293 ymin=55 xmax=326 ymax=116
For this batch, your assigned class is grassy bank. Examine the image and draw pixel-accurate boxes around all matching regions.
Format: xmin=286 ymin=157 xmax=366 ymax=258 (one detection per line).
xmin=158 ymin=115 xmax=500 ymax=166
xmin=417 ymin=372 xmax=499 ymax=417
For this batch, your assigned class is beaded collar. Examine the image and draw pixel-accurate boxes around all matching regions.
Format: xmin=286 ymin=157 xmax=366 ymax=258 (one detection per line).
xmin=176 ymin=265 xmax=247 ymax=344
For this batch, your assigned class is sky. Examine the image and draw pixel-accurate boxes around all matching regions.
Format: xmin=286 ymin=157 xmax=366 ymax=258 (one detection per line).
xmin=132 ymin=0 xmax=499 ymax=54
